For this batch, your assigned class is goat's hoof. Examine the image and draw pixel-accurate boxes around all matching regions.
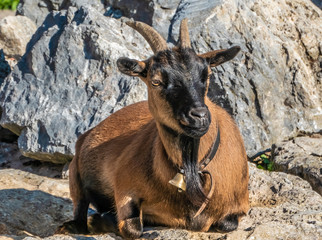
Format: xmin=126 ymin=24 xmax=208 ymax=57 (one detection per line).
xmin=119 ymin=217 xmax=143 ymax=239
xmin=88 ymin=213 xmax=118 ymax=234
xmin=55 ymin=220 xmax=89 ymax=235
xmin=213 ymin=214 xmax=239 ymax=233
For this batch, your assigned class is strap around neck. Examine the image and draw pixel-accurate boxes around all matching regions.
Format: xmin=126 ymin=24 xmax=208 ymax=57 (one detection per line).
xmin=199 ymin=125 xmax=220 ymax=170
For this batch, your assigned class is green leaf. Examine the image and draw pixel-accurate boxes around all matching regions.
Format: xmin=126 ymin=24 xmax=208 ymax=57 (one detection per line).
xmin=11 ymin=0 xmax=19 ymax=10
xmin=257 ymin=165 xmax=265 ymax=170
xmin=267 ymin=162 xmax=274 ymax=171
xmin=263 ymin=158 xmax=271 ymax=164
xmin=0 ymin=0 xmax=19 ymax=10
xmin=260 ymin=154 xmax=269 ymax=159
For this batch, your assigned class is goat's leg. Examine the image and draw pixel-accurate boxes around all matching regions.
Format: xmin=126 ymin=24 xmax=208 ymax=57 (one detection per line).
xmin=88 ymin=212 xmax=118 ymax=234
xmin=115 ymin=194 xmax=143 ymax=239
xmin=55 ymin=198 xmax=90 ymax=234
xmin=212 ymin=214 xmax=239 ymax=233
xmin=56 ymin=159 xmax=90 ymax=234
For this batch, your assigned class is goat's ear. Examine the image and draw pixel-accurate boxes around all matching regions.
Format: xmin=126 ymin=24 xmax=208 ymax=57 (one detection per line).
xmin=117 ymin=57 xmax=146 ymax=77
xmin=199 ymin=46 xmax=241 ymax=67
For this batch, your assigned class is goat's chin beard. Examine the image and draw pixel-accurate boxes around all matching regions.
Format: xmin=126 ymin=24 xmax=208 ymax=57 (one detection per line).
xmin=181 ymin=125 xmax=209 ymax=139
xmin=184 ymin=130 xmax=208 ymax=139
xmin=157 ymin=121 xmax=209 ymax=139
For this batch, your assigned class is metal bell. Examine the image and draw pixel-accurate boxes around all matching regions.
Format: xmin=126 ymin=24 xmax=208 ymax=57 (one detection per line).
xmin=169 ymin=172 xmax=186 ymax=192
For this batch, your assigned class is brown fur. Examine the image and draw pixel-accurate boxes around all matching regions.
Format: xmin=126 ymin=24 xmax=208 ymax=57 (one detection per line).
xmin=68 ymin=98 xmax=248 ymax=232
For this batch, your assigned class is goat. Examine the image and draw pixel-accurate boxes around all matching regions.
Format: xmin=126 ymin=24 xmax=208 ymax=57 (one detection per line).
xmin=56 ymin=19 xmax=249 ymax=239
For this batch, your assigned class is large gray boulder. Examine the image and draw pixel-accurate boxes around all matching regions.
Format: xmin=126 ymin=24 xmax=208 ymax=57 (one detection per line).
xmin=105 ymin=0 xmax=181 ymax=39
xmin=16 ymin=0 xmax=107 ymax=27
xmin=0 ymin=0 xmax=321 ymax=162
xmin=0 ymin=169 xmax=71 ymax=237
xmin=0 ymin=6 xmax=149 ymax=163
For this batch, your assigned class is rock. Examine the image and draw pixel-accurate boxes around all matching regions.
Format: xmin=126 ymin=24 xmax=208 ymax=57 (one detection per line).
xmin=2 ymin=163 xmax=321 ymax=239
xmin=29 ymin=234 xmax=122 ymax=240
xmin=0 ymin=142 xmax=64 ymax=178
xmin=45 ymin=233 xmax=123 ymax=240
xmin=0 ymin=168 xmax=69 ymax=198
xmin=0 ymin=142 xmax=20 ymax=166
xmin=105 ymin=0 xmax=154 ymax=24
xmin=244 ymin=163 xmax=322 ymax=239
xmin=0 ymin=6 xmax=150 ymax=163
xmin=0 ymin=9 xmax=15 ymax=20
xmin=17 ymin=0 xmax=181 ymax=39
xmin=151 ymin=0 xmax=181 ymax=39
xmin=1 ymin=0 xmax=322 ymax=160
xmin=15 ymin=0 xmax=63 ymax=27
xmin=105 ymin=0 xmax=181 ymax=39
xmin=16 ymin=0 xmax=106 ymax=27
xmin=0 ymin=50 xmax=11 ymax=86
xmin=0 ymin=169 xmax=72 ymax=237
xmin=0 ymin=126 xmax=17 ymax=143
xmin=312 ymin=0 xmax=322 ymax=9
xmin=273 ymin=133 xmax=322 ymax=195
xmin=0 ymin=134 xmax=64 ymax=179
xmin=0 ymin=16 xmax=37 ymax=59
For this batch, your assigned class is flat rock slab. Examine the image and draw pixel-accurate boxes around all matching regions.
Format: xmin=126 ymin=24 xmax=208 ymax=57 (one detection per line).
xmin=1 ymin=163 xmax=321 ymax=239
xmin=0 ymin=169 xmax=71 ymax=237
xmin=274 ymin=133 xmax=322 ymax=195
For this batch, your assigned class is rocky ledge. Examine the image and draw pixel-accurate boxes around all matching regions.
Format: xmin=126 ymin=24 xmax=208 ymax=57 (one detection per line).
xmin=0 ymin=135 xmax=321 ymax=240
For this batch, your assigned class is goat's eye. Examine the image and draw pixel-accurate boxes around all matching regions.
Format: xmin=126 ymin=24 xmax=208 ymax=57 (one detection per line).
xmin=151 ymin=79 xmax=162 ymax=87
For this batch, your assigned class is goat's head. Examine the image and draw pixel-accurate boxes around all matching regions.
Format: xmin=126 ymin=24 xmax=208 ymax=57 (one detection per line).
xmin=117 ymin=19 xmax=240 ymax=138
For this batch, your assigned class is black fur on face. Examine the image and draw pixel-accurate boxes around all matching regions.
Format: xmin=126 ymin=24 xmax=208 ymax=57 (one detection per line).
xmin=149 ymin=47 xmax=211 ymax=138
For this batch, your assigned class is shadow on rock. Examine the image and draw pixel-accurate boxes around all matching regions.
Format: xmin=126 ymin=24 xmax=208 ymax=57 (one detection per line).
xmin=0 ymin=188 xmax=72 ymax=237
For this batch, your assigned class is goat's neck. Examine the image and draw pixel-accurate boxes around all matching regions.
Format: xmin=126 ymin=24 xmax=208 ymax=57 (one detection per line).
xmin=155 ymin=109 xmax=218 ymax=170
xmin=152 ymin=116 xmax=218 ymax=186
xmin=156 ymin=122 xmax=182 ymax=167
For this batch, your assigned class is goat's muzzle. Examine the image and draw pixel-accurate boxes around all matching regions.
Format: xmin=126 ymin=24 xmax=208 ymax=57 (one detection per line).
xmin=179 ymin=107 xmax=211 ymax=138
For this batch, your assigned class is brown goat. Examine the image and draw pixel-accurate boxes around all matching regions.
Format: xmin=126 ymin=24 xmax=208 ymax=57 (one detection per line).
xmin=56 ymin=19 xmax=249 ymax=239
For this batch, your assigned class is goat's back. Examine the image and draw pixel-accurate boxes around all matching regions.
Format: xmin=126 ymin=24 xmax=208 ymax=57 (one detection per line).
xmin=73 ymin=101 xmax=154 ymax=195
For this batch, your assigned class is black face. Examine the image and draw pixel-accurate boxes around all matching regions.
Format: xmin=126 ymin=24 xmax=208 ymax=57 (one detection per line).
xmin=150 ymin=48 xmax=211 ymax=138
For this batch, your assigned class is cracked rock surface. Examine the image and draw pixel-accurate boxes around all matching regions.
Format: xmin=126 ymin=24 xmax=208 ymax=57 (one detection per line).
xmin=274 ymin=133 xmax=322 ymax=196
xmin=0 ymin=6 xmax=150 ymax=163
xmin=0 ymin=163 xmax=321 ymax=239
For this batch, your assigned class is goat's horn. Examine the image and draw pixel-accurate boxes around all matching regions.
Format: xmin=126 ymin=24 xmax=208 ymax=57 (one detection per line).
xmin=126 ymin=21 xmax=168 ymax=53
xmin=179 ymin=19 xmax=191 ymax=48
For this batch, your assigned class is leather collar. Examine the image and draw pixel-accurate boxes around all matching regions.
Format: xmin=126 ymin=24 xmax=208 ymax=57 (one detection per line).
xmin=199 ymin=126 xmax=221 ymax=170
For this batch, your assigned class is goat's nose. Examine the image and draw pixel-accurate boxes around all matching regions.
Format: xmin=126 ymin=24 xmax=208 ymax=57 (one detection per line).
xmin=189 ymin=107 xmax=208 ymax=119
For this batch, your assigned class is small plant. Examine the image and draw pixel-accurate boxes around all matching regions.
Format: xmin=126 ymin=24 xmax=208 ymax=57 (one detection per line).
xmin=250 ymin=149 xmax=275 ymax=171
xmin=0 ymin=0 xmax=19 ymax=11
xmin=256 ymin=153 xmax=274 ymax=171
